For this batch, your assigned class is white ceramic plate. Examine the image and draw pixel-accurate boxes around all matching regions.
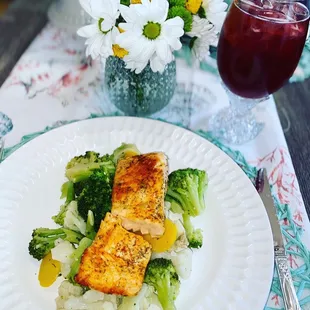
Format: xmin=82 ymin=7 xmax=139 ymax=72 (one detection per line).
xmin=0 ymin=117 xmax=274 ymax=310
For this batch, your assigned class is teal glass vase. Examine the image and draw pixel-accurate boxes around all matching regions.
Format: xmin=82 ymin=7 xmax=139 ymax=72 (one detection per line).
xmin=104 ymin=56 xmax=177 ymax=116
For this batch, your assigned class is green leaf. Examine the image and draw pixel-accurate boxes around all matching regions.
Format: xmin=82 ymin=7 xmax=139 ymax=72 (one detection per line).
xmin=120 ymin=0 xmax=130 ymax=5
xmin=198 ymin=6 xmax=206 ymax=18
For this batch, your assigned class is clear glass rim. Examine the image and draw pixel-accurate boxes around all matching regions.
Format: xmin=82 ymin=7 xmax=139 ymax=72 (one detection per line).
xmin=235 ymin=0 xmax=310 ymax=24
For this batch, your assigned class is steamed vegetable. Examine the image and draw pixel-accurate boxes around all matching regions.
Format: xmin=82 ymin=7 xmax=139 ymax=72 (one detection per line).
xmin=166 ymin=168 xmax=207 ymax=217
xmin=52 ymin=204 xmax=68 ymax=227
xmin=55 ymin=280 xmax=118 ymax=310
xmin=85 ymin=210 xmax=96 ymax=240
xmin=66 ymin=237 xmax=93 ymax=284
xmin=182 ymin=213 xmax=203 ymax=249
xmin=63 ymin=201 xmax=87 ymax=235
xmin=53 ymin=181 xmax=75 ymax=226
xmin=76 ymin=167 xmax=114 ymax=231
xmin=60 ymin=181 xmax=75 ymax=203
xmin=144 ymin=258 xmax=180 ymax=310
xmin=51 ymin=240 xmax=75 ymax=277
xmin=65 ymin=151 xmax=115 ymax=183
xmin=28 ymin=228 xmax=83 ymax=261
xmin=29 ymin=145 xmax=208 ymax=310
xmin=166 ymin=168 xmax=207 ymax=249
xmin=52 ymin=237 xmax=93 ymax=283
xmin=119 ymin=284 xmax=162 ymax=310
xmin=112 ymin=143 xmax=140 ymax=164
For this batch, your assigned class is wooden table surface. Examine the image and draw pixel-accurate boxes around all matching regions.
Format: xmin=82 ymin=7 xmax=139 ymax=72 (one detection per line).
xmin=1 ymin=0 xmax=310 ymax=217
xmin=274 ymin=80 xmax=310 ymax=216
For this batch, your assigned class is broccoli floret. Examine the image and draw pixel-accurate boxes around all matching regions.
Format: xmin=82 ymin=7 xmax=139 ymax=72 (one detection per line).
xmin=66 ymin=151 xmax=101 ymax=169
xmin=166 ymin=168 xmax=208 ymax=217
xmin=73 ymin=180 xmax=86 ymax=197
xmin=144 ymin=258 xmax=180 ymax=310
xmin=52 ymin=203 xmax=67 ymax=226
xmin=66 ymin=151 xmax=115 ymax=183
xmin=76 ymin=167 xmax=113 ymax=230
xmin=182 ymin=213 xmax=203 ymax=249
xmin=28 ymin=228 xmax=83 ymax=261
xmin=112 ymin=143 xmax=140 ymax=164
xmin=67 ymin=237 xmax=93 ymax=284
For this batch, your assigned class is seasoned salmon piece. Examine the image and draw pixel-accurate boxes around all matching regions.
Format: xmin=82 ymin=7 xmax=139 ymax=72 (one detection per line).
xmin=112 ymin=152 xmax=168 ymax=237
xmin=75 ymin=213 xmax=152 ymax=296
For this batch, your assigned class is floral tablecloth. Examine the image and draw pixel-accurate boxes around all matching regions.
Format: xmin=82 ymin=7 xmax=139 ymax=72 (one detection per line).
xmin=1 ymin=24 xmax=310 ymax=309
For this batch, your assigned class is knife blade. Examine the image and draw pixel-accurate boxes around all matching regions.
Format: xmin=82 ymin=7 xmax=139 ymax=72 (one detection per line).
xmin=256 ymin=168 xmax=284 ymax=248
xmin=256 ymin=168 xmax=301 ymax=310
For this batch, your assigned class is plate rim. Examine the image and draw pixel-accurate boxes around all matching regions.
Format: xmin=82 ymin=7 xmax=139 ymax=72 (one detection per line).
xmin=0 ymin=116 xmax=274 ymax=310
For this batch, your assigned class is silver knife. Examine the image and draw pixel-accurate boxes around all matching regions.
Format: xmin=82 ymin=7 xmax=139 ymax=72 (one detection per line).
xmin=256 ymin=168 xmax=301 ymax=310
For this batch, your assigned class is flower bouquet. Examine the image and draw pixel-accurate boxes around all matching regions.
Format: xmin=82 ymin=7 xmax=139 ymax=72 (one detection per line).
xmin=78 ymin=0 xmax=227 ymax=115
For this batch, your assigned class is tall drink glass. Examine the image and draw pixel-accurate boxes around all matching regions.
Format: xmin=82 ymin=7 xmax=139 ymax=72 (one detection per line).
xmin=209 ymin=0 xmax=309 ymax=144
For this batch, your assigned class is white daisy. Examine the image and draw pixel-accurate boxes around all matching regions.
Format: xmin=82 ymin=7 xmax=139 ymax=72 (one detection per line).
xmin=186 ymin=15 xmax=215 ymax=38
xmin=77 ymin=0 xmax=120 ymax=59
xmin=116 ymin=0 xmax=184 ymax=73
xmin=191 ymin=25 xmax=217 ymax=60
xmin=202 ymin=0 xmax=228 ymax=32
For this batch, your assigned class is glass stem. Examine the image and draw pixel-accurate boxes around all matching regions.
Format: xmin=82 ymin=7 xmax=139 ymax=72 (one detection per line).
xmin=223 ymin=83 xmax=265 ymax=117
xmin=207 ymin=84 xmax=267 ymax=145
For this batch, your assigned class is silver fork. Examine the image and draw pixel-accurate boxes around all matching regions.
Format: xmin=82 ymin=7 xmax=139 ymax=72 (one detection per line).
xmin=0 ymin=138 xmax=4 ymax=163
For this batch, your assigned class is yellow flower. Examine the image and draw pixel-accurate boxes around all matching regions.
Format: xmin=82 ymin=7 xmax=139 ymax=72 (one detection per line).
xmin=131 ymin=0 xmax=141 ymax=3
xmin=112 ymin=44 xmax=129 ymax=58
xmin=186 ymin=0 xmax=202 ymax=14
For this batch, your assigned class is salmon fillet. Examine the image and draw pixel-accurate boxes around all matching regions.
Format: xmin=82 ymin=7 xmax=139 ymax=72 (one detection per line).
xmin=112 ymin=152 xmax=168 ymax=237
xmin=75 ymin=213 xmax=152 ymax=296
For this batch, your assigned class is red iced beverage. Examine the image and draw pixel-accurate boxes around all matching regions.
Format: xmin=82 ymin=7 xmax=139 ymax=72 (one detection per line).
xmin=217 ymin=0 xmax=309 ymax=99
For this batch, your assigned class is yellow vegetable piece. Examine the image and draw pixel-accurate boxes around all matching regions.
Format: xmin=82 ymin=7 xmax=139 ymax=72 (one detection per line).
xmin=122 ymin=150 xmax=140 ymax=158
xmin=38 ymin=252 xmax=61 ymax=287
xmin=144 ymin=219 xmax=178 ymax=253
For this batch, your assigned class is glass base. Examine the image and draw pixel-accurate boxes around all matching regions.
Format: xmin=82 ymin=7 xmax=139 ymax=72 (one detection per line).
xmin=208 ymin=107 xmax=264 ymax=145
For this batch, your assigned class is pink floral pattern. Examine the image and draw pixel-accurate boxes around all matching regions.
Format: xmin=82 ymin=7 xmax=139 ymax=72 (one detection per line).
xmin=254 ymin=147 xmax=305 ymax=226
xmin=4 ymin=25 xmax=100 ymax=106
